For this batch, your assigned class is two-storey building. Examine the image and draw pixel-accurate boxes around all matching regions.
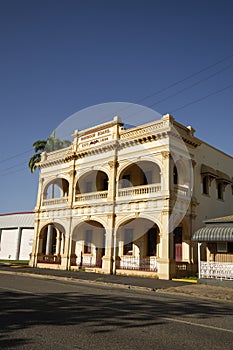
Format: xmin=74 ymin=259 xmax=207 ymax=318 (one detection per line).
xmin=29 ymin=114 xmax=233 ymax=279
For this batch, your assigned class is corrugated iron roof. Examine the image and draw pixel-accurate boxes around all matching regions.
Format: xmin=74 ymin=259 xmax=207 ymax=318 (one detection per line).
xmin=205 ymin=215 xmax=233 ymax=223
xmin=0 ymin=212 xmax=35 ymax=229
xmin=192 ymin=224 xmax=233 ymax=242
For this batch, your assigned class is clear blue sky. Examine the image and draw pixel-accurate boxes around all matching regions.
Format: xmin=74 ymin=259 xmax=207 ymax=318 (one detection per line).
xmin=0 ymin=0 xmax=233 ymax=213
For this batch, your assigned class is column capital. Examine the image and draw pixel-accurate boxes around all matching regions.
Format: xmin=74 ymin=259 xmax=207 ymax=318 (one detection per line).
xmin=108 ymin=160 xmax=119 ymax=168
xmin=161 ymin=151 xmax=170 ymax=159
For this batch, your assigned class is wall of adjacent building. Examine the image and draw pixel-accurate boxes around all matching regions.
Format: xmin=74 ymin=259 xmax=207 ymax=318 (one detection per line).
xmin=193 ymin=142 xmax=233 ymax=231
xmin=0 ymin=213 xmax=35 ymax=261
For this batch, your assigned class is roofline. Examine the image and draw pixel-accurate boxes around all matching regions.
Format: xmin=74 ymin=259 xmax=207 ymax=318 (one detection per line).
xmin=205 ymin=220 xmax=233 ymax=224
xmin=196 ymin=138 xmax=233 ymax=160
xmin=0 ymin=211 xmax=34 ymax=217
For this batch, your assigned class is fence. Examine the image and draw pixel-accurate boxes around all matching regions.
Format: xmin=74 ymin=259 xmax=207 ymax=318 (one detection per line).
xmin=118 ymin=256 xmax=157 ymax=272
xmin=200 ymin=261 xmax=233 ymax=280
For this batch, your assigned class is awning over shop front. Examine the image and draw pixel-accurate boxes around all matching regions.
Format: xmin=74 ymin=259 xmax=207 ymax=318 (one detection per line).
xmin=192 ymin=224 xmax=233 ymax=242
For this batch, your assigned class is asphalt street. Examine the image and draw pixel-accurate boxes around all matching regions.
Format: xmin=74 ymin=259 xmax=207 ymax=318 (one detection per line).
xmin=0 ymin=272 xmax=232 ymax=350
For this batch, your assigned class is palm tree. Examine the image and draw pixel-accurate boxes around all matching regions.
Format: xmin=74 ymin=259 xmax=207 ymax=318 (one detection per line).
xmin=45 ymin=130 xmax=71 ymax=152
xmin=28 ymin=131 xmax=71 ymax=173
xmin=28 ymin=140 xmax=47 ymax=173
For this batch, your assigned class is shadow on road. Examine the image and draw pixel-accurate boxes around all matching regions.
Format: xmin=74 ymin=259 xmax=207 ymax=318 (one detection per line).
xmin=0 ymin=288 xmax=232 ymax=349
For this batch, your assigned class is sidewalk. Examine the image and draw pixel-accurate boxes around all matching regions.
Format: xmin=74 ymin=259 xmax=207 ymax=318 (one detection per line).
xmin=0 ymin=264 xmax=233 ymax=302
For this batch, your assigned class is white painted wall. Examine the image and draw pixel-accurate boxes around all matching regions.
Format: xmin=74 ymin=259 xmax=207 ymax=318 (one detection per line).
xmin=19 ymin=229 xmax=34 ymax=260
xmin=0 ymin=229 xmax=18 ymax=260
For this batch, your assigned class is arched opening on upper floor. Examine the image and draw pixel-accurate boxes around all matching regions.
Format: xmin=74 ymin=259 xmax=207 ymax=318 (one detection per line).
xmin=43 ymin=178 xmax=69 ymax=199
xmin=173 ymin=165 xmax=178 ymax=185
xmin=172 ymin=158 xmax=193 ymax=198
xmin=119 ymin=161 xmax=161 ymax=188
xmin=118 ymin=161 xmax=161 ymax=198
xmin=75 ymin=170 xmax=109 ymax=201
xmin=71 ymin=220 xmax=106 ymax=268
xmin=176 ymin=158 xmax=192 ymax=185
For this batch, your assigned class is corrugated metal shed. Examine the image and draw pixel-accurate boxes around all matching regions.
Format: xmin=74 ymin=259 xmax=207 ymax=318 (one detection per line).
xmin=0 ymin=212 xmax=35 ymax=229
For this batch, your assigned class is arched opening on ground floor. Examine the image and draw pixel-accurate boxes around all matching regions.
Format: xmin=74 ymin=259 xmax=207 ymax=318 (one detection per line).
xmin=116 ymin=218 xmax=160 ymax=272
xmin=37 ymin=223 xmax=65 ymax=264
xmin=71 ymin=220 xmax=106 ymax=268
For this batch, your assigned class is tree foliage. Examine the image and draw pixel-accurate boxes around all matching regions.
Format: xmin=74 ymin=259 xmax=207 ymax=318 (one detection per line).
xmin=28 ymin=131 xmax=71 ymax=173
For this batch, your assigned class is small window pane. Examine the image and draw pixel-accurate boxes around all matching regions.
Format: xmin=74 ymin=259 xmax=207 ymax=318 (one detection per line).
xmin=123 ymin=229 xmax=133 ymax=255
xmin=217 ymin=242 xmax=227 ymax=252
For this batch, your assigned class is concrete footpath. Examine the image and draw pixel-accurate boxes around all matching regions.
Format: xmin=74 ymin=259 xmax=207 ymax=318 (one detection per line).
xmin=0 ymin=264 xmax=233 ymax=302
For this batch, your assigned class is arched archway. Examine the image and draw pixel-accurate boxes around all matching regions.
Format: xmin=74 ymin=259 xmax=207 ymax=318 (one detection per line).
xmin=118 ymin=161 xmax=161 ymax=188
xmin=71 ymin=220 xmax=106 ymax=268
xmin=37 ymin=223 xmax=65 ymax=264
xmin=118 ymin=161 xmax=161 ymax=198
xmin=116 ymin=217 xmax=160 ymax=272
xmin=75 ymin=170 xmax=109 ymax=201
xmin=172 ymin=158 xmax=193 ymax=196
xmin=43 ymin=178 xmax=69 ymax=199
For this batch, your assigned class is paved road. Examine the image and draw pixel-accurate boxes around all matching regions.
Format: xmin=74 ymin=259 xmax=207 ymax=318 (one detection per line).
xmin=0 ymin=272 xmax=233 ymax=350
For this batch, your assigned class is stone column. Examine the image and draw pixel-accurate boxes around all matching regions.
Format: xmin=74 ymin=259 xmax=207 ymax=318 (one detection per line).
xmin=102 ymin=223 xmax=114 ymax=274
xmin=102 ymin=156 xmax=118 ymax=274
xmin=46 ymin=225 xmax=53 ymax=255
xmin=156 ymin=151 xmax=171 ymax=279
xmin=35 ymin=177 xmax=44 ymax=210
xmin=68 ymin=169 xmax=76 ymax=206
xmin=56 ymin=230 xmax=61 ymax=255
xmin=103 ymin=118 xmax=121 ymax=274
xmin=60 ymin=216 xmax=73 ymax=270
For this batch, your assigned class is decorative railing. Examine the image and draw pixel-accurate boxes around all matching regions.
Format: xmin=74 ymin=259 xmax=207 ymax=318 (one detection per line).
xmin=37 ymin=254 xmax=61 ymax=264
xmin=120 ymin=119 xmax=169 ymax=140
xmin=200 ymin=261 xmax=233 ymax=280
xmin=118 ymin=256 xmax=157 ymax=272
xmin=82 ymin=255 xmax=98 ymax=267
xmin=118 ymin=184 xmax=161 ymax=197
xmin=72 ymin=254 xmax=102 ymax=268
xmin=75 ymin=190 xmax=108 ymax=202
xmin=42 ymin=147 xmax=70 ymax=162
xmin=42 ymin=196 xmax=68 ymax=206
xmin=173 ymin=185 xmax=189 ymax=197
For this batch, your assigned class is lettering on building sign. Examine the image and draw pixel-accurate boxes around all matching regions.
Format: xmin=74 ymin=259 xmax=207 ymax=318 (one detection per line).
xmin=79 ymin=129 xmax=111 ymax=148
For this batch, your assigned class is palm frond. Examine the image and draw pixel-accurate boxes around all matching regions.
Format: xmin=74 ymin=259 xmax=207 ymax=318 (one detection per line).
xmin=28 ymin=153 xmax=41 ymax=173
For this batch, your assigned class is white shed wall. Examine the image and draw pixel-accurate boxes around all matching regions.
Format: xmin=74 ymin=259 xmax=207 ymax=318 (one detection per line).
xmin=0 ymin=229 xmax=18 ymax=260
xmin=19 ymin=229 xmax=34 ymax=260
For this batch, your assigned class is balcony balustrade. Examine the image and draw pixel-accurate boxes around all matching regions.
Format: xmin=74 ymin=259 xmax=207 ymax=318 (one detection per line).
xmin=118 ymin=183 xmax=161 ymax=198
xmin=75 ymin=190 xmax=108 ymax=202
xmin=41 ymin=184 xmax=189 ymax=206
xmin=173 ymin=184 xmax=189 ymax=197
xmin=42 ymin=196 xmax=68 ymax=206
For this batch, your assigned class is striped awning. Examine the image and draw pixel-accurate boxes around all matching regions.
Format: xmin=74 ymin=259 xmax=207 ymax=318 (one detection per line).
xmin=192 ymin=224 xmax=233 ymax=242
